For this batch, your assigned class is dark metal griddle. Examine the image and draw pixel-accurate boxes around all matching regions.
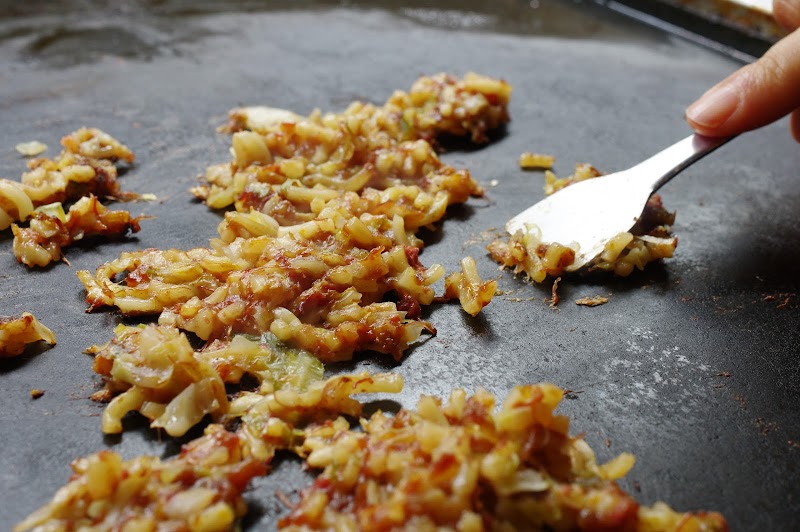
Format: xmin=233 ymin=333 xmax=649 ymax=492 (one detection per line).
xmin=1 ymin=1 xmax=798 ymax=529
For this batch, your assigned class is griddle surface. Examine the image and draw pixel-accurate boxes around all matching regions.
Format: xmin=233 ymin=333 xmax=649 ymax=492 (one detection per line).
xmin=1 ymin=1 xmax=798 ymax=529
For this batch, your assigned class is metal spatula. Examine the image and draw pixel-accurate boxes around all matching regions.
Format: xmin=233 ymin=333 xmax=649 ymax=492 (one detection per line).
xmin=505 ymin=134 xmax=734 ymax=271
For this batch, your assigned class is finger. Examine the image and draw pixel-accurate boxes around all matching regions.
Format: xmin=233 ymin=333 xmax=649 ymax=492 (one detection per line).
xmin=686 ymin=28 xmax=800 ymax=137
xmin=774 ymin=0 xmax=800 ymax=32
xmin=791 ymin=108 xmax=800 ymax=142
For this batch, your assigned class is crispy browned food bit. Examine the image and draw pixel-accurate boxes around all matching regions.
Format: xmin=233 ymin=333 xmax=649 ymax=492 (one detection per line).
xmin=14 ymin=425 xmax=266 ymax=532
xmin=489 ymin=165 xmax=677 ymax=282
xmin=30 ymin=389 xmax=44 ymax=399
xmin=1 ymin=128 xmax=136 ymax=231
xmin=60 ymin=127 xmax=135 ymax=163
xmin=576 ymin=295 xmax=610 ymax=307
xmin=0 ymin=313 xmax=56 ymax=358
xmin=11 ymin=195 xmax=144 ymax=268
xmin=519 ymin=151 xmax=555 ymax=170
xmin=281 ymin=384 xmax=727 ymax=531
xmin=15 ymin=141 xmax=47 ymax=157
xmin=443 ymin=256 xmax=498 ymax=316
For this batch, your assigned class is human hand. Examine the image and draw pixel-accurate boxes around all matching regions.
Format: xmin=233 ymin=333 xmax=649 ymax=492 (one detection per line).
xmin=685 ymin=0 xmax=800 ymax=141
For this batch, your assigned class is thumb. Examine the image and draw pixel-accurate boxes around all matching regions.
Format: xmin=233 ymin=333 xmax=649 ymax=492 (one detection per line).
xmin=686 ymin=28 xmax=800 ymax=137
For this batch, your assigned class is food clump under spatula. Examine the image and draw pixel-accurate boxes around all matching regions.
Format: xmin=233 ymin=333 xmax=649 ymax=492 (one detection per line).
xmin=489 ymin=163 xmax=678 ymax=283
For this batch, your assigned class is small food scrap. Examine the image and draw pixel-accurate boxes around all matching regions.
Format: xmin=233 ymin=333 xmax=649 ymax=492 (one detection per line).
xmin=546 ymin=276 xmax=561 ymax=307
xmin=30 ymin=389 xmax=45 ymax=399
xmin=519 ymin=151 xmax=555 ymax=170
xmin=12 ymin=195 xmax=144 ymax=268
xmin=442 ymin=256 xmax=498 ymax=316
xmin=15 ymin=141 xmax=47 ymax=157
xmin=489 ymin=164 xmax=677 ymax=282
xmin=281 ymin=383 xmax=727 ymax=531
xmin=1 ymin=127 xmax=136 ymax=231
xmin=0 ymin=313 xmax=56 ymax=358
xmin=544 ymin=162 xmax=601 ymax=195
xmin=221 ymin=106 xmax=303 ymax=133
xmin=576 ymin=295 xmax=609 ymax=307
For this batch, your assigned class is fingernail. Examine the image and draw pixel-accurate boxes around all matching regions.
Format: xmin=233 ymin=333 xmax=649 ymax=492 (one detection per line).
xmin=686 ymin=84 xmax=740 ymax=128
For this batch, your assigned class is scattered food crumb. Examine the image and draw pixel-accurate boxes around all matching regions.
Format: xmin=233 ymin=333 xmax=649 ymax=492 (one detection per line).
xmin=755 ymin=417 xmax=779 ymax=436
xmin=504 ymin=297 xmax=539 ymax=303
xmin=604 ymin=438 xmax=612 ymax=448
xmin=575 ymin=296 xmax=609 ymax=307
xmin=762 ymin=292 xmax=796 ymax=309
xmin=139 ymin=193 xmax=158 ymax=201
xmin=30 ymin=389 xmax=45 ymax=399
xmin=89 ymin=388 xmax=113 ymax=403
xmin=16 ymin=140 xmax=47 ymax=156
xmin=275 ymin=489 xmax=293 ymax=509
xmin=562 ymin=389 xmax=583 ymax=400
xmin=717 ymin=372 xmax=732 ymax=378
xmin=489 ymin=179 xmax=499 ymax=187
xmin=462 ymin=228 xmax=501 ymax=248
xmin=519 ymin=152 xmax=555 ymax=170
xmin=789 ymin=440 xmax=800 ymax=450
xmin=734 ymin=394 xmax=748 ymax=410
xmin=633 ymin=480 xmax=641 ymax=493
xmin=495 ymin=289 xmax=511 ymax=296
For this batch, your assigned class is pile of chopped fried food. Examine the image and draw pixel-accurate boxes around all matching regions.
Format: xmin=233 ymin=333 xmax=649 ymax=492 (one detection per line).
xmin=0 ymin=313 xmax=56 ymax=357
xmin=79 ymin=73 xmax=503 ymax=361
xmin=18 ymin=380 xmax=727 ymax=531
xmin=1 ymin=128 xmax=144 ymax=267
xmin=489 ymin=163 xmax=678 ymax=282
xmin=16 ymin=365 xmax=402 ymax=532
xmin=0 ymin=128 xmax=135 ymax=230
xmin=194 ymin=72 xmax=509 ymax=220
xmin=285 ymin=384 xmax=727 ymax=532
xmin=12 ymin=195 xmax=144 ymax=267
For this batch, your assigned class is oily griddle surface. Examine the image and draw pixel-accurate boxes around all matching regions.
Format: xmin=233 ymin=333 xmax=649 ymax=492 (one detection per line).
xmin=1 ymin=1 xmax=798 ymax=529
